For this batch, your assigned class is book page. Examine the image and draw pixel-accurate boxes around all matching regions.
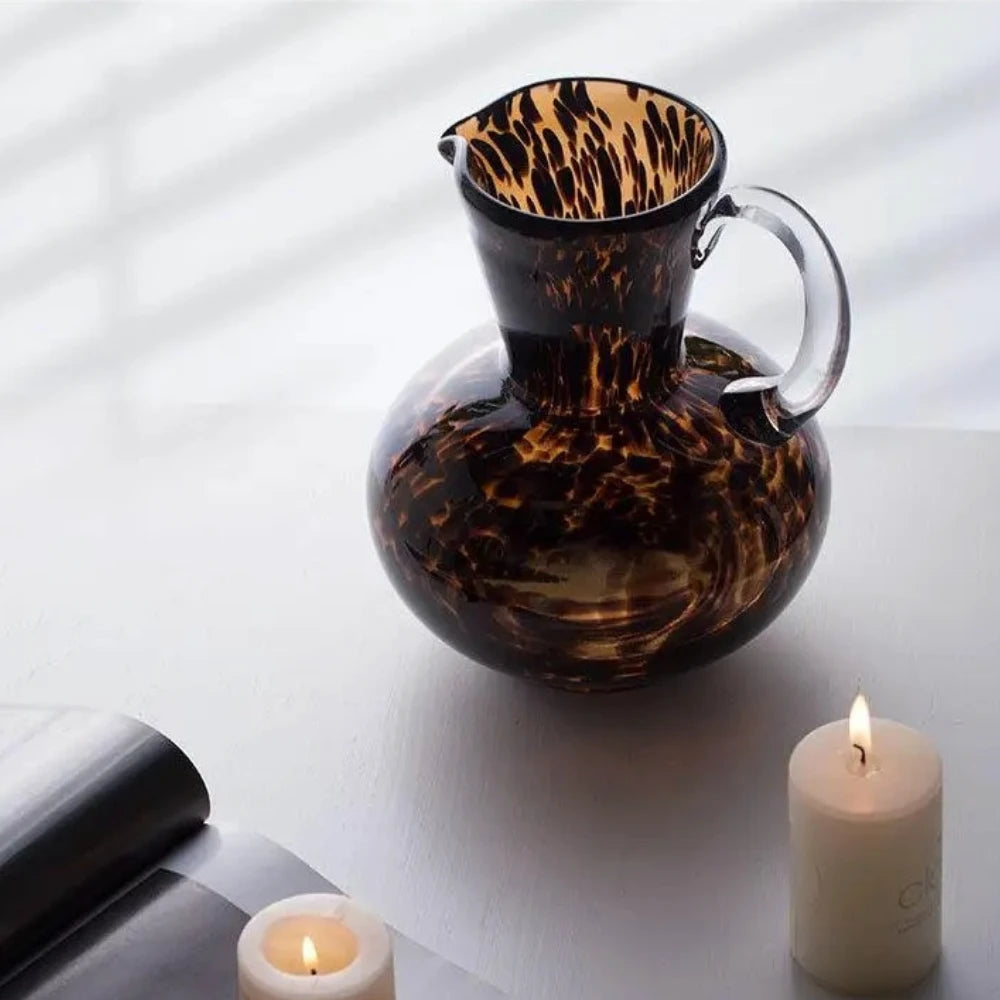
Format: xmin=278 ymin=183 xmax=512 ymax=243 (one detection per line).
xmin=166 ymin=826 xmax=506 ymax=1000
xmin=0 ymin=869 xmax=244 ymax=999
xmin=0 ymin=826 xmax=503 ymax=999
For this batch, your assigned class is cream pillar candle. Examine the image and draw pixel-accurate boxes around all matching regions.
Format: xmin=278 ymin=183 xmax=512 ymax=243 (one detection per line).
xmin=789 ymin=695 xmax=942 ymax=995
xmin=237 ymin=894 xmax=394 ymax=1000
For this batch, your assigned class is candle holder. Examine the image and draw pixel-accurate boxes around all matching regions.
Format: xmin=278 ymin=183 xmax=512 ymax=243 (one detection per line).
xmin=237 ymin=894 xmax=395 ymax=1000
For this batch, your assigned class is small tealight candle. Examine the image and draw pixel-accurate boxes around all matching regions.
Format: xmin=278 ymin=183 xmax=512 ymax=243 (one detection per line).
xmin=789 ymin=695 xmax=943 ymax=995
xmin=238 ymin=894 xmax=394 ymax=1000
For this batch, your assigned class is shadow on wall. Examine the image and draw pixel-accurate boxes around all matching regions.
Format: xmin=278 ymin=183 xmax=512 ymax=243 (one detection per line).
xmin=0 ymin=2 xmax=616 ymax=307
xmin=0 ymin=1 xmax=616 ymax=451
xmin=0 ymin=3 xmax=122 ymax=81
xmin=0 ymin=1 xmax=997 ymax=447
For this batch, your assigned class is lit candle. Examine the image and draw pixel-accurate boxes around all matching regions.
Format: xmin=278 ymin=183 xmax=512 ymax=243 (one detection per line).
xmin=789 ymin=695 xmax=943 ymax=994
xmin=237 ymin=894 xmax=394 ymax=1000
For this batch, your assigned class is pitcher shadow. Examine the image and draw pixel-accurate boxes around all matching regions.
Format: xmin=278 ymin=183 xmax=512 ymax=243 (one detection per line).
xmin=401 ymin=626 xmax=837 ymax=937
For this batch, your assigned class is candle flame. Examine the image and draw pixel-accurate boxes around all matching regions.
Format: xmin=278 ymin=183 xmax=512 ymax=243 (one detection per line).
xmin=849 ymin=693 xmax=872 ymax=765
xmin=302 ymin=935 xmax=318 ymax=973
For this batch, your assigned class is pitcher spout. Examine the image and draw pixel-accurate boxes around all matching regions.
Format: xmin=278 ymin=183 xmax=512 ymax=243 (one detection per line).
xmin=436 ymin=132 xmax=463 ymax=165
xmin=437 ymin=132 xmax=470 ymax=191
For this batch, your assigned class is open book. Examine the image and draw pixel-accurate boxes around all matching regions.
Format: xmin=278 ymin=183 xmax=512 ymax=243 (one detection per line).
xmin=0 ymin=706 xmax=503 ymax=999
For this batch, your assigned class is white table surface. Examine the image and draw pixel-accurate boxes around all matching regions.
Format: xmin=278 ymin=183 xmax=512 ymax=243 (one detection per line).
xmin=0 ymin=408 xmax=997 ymax=999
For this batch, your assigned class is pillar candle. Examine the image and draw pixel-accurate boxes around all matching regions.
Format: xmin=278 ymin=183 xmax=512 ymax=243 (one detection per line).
xmin=789 ymin=695 xmax=942 ymax=994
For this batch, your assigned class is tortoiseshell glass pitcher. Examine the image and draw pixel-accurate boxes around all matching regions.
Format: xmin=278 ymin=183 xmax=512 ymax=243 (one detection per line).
xmin=368 ymin=78 xmax=849 ymax=692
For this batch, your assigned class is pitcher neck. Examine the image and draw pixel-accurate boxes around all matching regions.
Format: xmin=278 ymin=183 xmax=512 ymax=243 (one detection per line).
xmin=503 ymin=322 xmax=685 ymax=412
xmin=469 ymin=211 xmax=698 ymax=410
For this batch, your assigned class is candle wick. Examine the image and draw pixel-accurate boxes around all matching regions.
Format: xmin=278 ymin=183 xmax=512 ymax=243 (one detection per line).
xmin=310 ymin=968 xmax=317 ymax=976
xmin=852 ymin=742 xmax=867 ymax=766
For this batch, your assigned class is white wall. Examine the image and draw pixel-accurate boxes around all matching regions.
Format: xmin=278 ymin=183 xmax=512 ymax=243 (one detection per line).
xmin=1 ymin=1 xmax=999 ymax=442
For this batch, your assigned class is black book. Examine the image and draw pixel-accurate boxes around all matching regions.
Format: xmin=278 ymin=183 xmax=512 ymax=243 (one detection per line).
xmin=0 ymin=705 xmax=502 ymax=999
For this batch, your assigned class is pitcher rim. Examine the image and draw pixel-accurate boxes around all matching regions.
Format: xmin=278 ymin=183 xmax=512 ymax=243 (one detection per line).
xmin=440 ymin=75 xmax=727 ymax=237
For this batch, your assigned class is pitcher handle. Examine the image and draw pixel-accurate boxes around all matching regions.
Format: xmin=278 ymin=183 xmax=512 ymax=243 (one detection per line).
xmin=692 ymin=186 xmax=850 ymax=445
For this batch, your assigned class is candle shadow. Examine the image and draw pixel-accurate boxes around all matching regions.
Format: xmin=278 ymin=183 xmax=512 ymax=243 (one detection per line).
xmin=399 ymin=625 xmax=846 ymax=995
xmin=791 ymin=957 xmax=948 ymax=998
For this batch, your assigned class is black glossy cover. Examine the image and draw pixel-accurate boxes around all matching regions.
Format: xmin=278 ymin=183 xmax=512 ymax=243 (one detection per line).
xmin=0 ymin=707 xmax=209 ymax=979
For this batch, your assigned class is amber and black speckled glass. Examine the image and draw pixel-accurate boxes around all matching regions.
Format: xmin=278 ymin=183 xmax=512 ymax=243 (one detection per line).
xmin=368 ymin=78 xmax=850 ymax=691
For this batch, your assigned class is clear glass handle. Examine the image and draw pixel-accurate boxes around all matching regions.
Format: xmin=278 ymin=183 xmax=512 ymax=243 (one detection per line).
xmin=692 ymin=185 xmax=850 ymax=445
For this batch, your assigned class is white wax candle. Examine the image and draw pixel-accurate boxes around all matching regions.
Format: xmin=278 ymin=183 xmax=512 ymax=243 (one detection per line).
xmin=789 ymin=696 xmax=942 ymax=995
xmin=237 ymin=894 xmax=394 ymax=1000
